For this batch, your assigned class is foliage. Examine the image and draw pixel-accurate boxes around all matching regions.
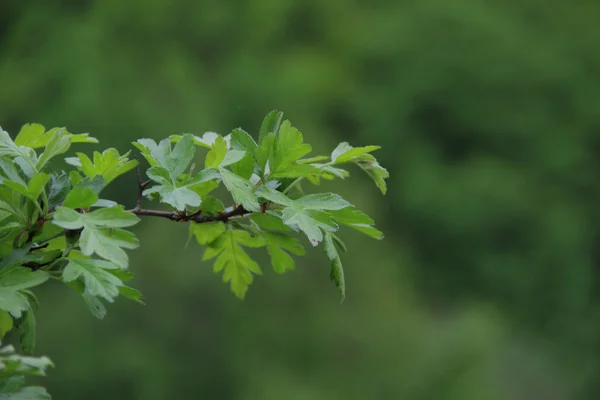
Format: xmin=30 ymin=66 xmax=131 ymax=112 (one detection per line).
xmin=0 ymin=112 xmax=387 ymax=395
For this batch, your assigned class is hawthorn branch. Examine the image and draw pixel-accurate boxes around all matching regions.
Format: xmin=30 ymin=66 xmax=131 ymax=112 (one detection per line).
xmin=129 ymin=162 xmax=254 ymax=223
xmin=130 ymin=205 xmax=250 ymax=223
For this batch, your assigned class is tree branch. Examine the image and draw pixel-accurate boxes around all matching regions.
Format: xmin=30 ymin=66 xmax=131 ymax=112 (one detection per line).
xmin=129 ymin=160 xmax=253 ymax=223
xmin=130 ymin=205 xmax=250 ymax=223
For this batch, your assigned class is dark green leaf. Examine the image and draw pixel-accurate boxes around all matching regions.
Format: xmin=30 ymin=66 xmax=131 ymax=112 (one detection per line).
xmin=258 ymin=110 xmax=284 ymax=142
xmin=324 ymin=232 xmax=345 ymax=301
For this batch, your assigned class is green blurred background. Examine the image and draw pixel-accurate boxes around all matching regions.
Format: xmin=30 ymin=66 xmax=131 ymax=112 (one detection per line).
xmin=1 ymin=0 xmax=599 ymax=398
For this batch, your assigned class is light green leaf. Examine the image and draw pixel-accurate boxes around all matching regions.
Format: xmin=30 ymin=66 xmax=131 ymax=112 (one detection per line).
xmin=230 ymin=128 xmax=258 ymax=154
xmin=36 ymin=128 xmax=71 ymax=169
xmin=251 ymin=213 xmax=291 ymax=232
xmin=144 ymin=184 xmax=201 ymax=211
xmin=15 ymin=124 xmax=97 ymax=149
xmin=13 ymin=124 xmax=46 ymax=148
xmin=219 ymin=168 xmax=260 ymax=211
xmin=331 ymin=142 xmax=380 ymax=164
xmin=190 ymin=221 xmax=226 ymax=245
xmin=62 ymin=257 xmax=122 ymax=302
xmin=169 ymin=132 xmax=230 ymax=149
xmin=205 ymin=136 xmax=228 ymax=168
xmin=255 ymin=132 xmax=276 ymax=174
xmin=256 ymin=186 xmax=294 ymax=207
xmin=82 ymin=291 xmax=107 ymax=320
xmin=328 ymin=207 xmax=384 ymax=239
xmin=0 ymin=268 xmax=49 ymax=291
xmin=220 ymin=149 xmax=246 ymax=168
xmin=66 ymin=149 xmax=138 ymax=185
xmin=117 ymin=286 xmax=144 ymax=304
xmin=294 ymin=193 xmax=352 ymax=210
xmin=167 ymin=134 xmax=196 ymax=179
xmin=0 ymin=128 xmax=38 ymax=177
xmin=2 ymin=173 xmax=49 ymax=202
xmin=63 ymin=187 xmax=99 ymax=209
xmin=0 ymin=289 xmax=29 ymax=318
xmin=0 ymin=157 xmax=26 ymax=186
xmin=266 ymin=245 xmax=295 ymax=274
xmin=271 ymin=120 xmax=312 ymax=174
xmin=355 ymin=154 xmax=389 ymax=195
xmin=282 ymin=208 xmax=338 ymax=246
xmin=52 ymin=206 xmax=139 ymax=267
xmin=230 ymin=154 xmax=255 ymax=179
xmin=202 ymin=229 xmax=265 ymax=299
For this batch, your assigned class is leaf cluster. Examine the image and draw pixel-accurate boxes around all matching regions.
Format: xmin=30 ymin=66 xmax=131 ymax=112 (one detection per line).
xmin=0 ymin=112 xmax=388 ymax=395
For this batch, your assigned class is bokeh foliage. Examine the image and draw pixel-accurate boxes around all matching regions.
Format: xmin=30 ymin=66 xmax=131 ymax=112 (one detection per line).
xmin=1 ymin=0 xmax=599 ymax=398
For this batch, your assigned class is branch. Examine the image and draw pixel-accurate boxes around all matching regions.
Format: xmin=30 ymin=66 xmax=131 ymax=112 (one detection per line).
xmin=130 ymin=205 xmax=251 ymax=223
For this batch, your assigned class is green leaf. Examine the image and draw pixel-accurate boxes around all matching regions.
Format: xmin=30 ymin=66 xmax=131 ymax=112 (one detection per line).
xmin=255 ymin=132 xmax=276 ymax=174
xmin=15 ymin=124 xmax=97 ymax=149
xmin=62 ymin=187 xmax=99 ymax=209
xmin=65 ymin=149 xmax=138 ymax=185
xmin=220 ymin=149 xmax=246 ymax=168
xmin=0 ymin=157 xmax=26 ymax=186
xmin=294 ymin=193 xmax=352 ymax=210
xmin=266 ymin=245 xmax=294 ymax=274
xmin=13 ymin=124 xmax=46 ymax=148
xmin=82 ymin=291 xmax=107 ymax=320
xmin=258 ymin=110 xmax=284 ymax=142
xmin=36 ymin=128 xmax=71 ymax=169
xmin=0 ymin=310 xmax=13 ymax=339
xmin=0 ymin=290 xmax=28 ymax=319
xmin=197 ymin=196 xmax=224 ymax=214
xmin=47 ymin=172 xmax=71 ymax=207
xmin=324 ymin=232 xmax=345 ymax=301
xmin=202 ymin=229 xmax=266 ymax=299
xmin=328 ymin=207 xmax=384 ymax=239
xmin=251 ymin=213 xmax=291 ymax=231
xmin=144 ymin=163 xmax=220 ymax=211
xmin=230 ymin=154 xmax=255 ymax=179
xmin=169 ymin=131 xmax=229 ymax=149
xmin=269 ymin=163 xmax=323 ymax=178
xmin=168 ymin=134 xmax=196 ymax=179
xmin=354 ymin=154 xmax=389 ymax=195
xmin=0 ymin=268 xmax=49 ymax=291
xmin=117 ymin=286 xmax=144 ymax=304
xmin=19 ymin=309 xmax=35 ymax=355
xmin=52 ymin=206 xmax=139 ymax=267
xmin=0 ymin=128 xmax=38 ymax=177
xmin=219 ymin=168 xmax=260 ymax=212
xmin=256 ymin=186 xmax=294 ymax=207
xmin=230 ymin=128 xmax=258 ymax=154
xmin=62 ymin=257 xmax=123 ymax=302
xmin=190 ymin=221 xmax=226 ymax=245
xmin=2 ymin=173 xmax=50 ymax=202
xmin=270 ymin=120 xmax=312 ymax=174
xmin=282 ymin=208 xmax=338 ymax=246
xmin=143 ymin=168 xmax=201 ymax=211
xmin=331 ymin=142 xmax=381 ymax=164
xmin=205 ymin=136 xmax=228 ymax=168
xmin=134 ymin=135 xmax=195 ymax=180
